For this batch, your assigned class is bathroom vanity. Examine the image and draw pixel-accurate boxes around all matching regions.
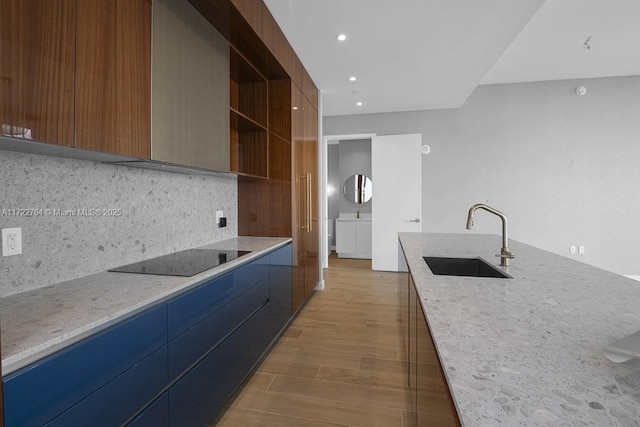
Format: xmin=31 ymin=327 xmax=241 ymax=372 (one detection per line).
xmin=335 ymin=214 xmax=372 ymax=259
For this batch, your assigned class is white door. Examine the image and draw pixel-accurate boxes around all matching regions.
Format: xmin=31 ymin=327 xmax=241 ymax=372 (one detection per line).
xmin=371 ymin=134 xmax=422 ymax=271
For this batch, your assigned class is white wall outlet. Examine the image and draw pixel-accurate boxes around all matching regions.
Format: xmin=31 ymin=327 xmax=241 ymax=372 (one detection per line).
xmin=216 ymin=210 xmax=224 ymax=225
xmin=578 ymin=246 xmax=585 ymax=254
xmin=570 ymin=245 xmax=576 ymax=254
xmin=2 ymin=227 xmax=23 ymax=257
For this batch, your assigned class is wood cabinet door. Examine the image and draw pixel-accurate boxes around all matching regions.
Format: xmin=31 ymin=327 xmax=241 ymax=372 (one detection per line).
xmin=410 ymin=273 xmax=461 ymax=426
xmin=291 ymin=84 xmax=306 ymax=313
xmin=416 ymin=304 xmax=461 ymax=426
xmin=303 ymin=96 xmax=318 ymax=298
xmin=75 ymin=0 xmax=151 ymax=158
xmin=0 ymin=0 xmax=76 ymax=146
xmin=291 ymin=84 xmax=318 ymax=308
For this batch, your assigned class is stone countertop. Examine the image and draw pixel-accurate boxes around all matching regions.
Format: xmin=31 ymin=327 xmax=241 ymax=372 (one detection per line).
xmin=398 ymin=232 xmax=640 ymax=426
xmin=0 ymin=236 xmax=290 ymax=376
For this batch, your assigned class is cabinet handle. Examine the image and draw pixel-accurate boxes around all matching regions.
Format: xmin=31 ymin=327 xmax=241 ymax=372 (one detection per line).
xmin=409 ymin=218 xmax=421 ymax=223
xmin=298 ymin=174 xmax=307 ymax=232
xmin=307 ymin=172 xmax=312 ymax=232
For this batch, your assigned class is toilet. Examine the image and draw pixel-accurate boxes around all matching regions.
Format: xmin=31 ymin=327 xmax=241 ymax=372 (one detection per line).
xmin=327 ymin=218 xmax=334 ymax=256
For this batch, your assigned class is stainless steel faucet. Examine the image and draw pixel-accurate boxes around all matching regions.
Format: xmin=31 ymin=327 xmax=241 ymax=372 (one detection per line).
xmin=466 ymin=203 xmax=515 ymax=267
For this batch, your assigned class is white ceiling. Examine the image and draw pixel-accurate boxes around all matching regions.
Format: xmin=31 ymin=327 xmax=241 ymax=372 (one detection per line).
xmin=263 ymin=0 xmax=640 ymax=116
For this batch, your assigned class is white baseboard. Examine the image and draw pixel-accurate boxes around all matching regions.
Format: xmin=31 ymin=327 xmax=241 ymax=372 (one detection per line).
xmin=624 ymin=275 xmax=640 ymax=282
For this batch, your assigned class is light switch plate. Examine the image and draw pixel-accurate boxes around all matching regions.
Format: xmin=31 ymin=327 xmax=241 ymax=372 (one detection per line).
xmin=216 ymin=210 xmax=224 ymax=225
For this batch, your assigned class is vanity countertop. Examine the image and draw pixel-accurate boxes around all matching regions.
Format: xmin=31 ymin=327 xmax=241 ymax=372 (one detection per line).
xmin=0 ymin=237 xmax=290 ymax=375
xmin=337 ymin=213 xmax=372 ymax=221
xmin=398 ymin=232 xmax=640 ymax=426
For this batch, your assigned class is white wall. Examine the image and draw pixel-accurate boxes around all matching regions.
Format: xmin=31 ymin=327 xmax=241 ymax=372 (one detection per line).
xmin=0 ymin=150 xmax=237 ymax=297
xmin=324 ymin=75 xmax=640 ymax=276
xmin=327 ymin=145 xmax=341 ymax=227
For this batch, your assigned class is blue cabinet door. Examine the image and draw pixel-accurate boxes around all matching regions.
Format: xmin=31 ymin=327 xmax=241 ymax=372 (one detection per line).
xmin=3 ymin=305 xmax=168 ymax=427
xmin=126 ymin=392 xmax=170 ymax=427
xmin=169 ymin=302 xmax=272 ymax=426
xmin=269 ymin=244 xmax=292 ymax=339
xmin=45 ymin=346 xmax=169 ymax=427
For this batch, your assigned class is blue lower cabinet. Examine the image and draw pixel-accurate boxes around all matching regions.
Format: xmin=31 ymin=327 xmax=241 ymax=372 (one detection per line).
xmin=269 ymin=245 xmax=293 ymax=339
xmin=126 ymin=392 xmax=170 ymax=427
xmin=3 ymin=305 xmax=168 ymax=427
xmin=45 ymin=346 xmax=169 ymax=427
xmin=169 ymin=303 xmax=271 ymax=426
xmin=168 ymin=278 xmax=270 ymax=381
xmin=3 ymin=244 xmax=294 ymax=427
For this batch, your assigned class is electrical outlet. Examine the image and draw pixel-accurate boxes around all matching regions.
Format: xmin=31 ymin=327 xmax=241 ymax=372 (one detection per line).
xmin=2 ymin=227 xmax=23 ymax=256
xmin=216 ymin=210 xmax=224 ymax=225
xmin=578 ymin=246 xmax=585 ymax=255
xmin=570 ymin=245 xmax=576 ymax=254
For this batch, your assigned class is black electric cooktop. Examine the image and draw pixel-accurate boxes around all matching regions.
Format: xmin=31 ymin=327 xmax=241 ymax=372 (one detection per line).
xmin=108 ymin=249 xmax=251 ymax=277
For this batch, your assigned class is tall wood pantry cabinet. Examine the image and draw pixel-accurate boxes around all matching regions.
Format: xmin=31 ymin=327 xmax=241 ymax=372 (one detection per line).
xmin=203 ymin=0 xmax=320 ymax=315
xmin=235 ymin=76 xmax=318 ymax=314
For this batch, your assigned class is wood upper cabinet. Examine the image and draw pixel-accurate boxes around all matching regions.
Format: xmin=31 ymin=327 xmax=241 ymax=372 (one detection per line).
xmin=152 ymin=0 xmax=229 ymax=171
xmin=0 ymin=0 xmax=151 ymax=157
xmin=225 ymin=0 xmax=318 ymax=109
xmin=75 ymin=0 xmax=151 ymax=158
xmin=0 ymin=0 xmax=76 ymax=146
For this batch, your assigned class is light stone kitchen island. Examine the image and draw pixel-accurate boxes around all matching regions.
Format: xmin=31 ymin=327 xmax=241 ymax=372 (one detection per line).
xmin=399 ymin=232 xmax=640 ymax=427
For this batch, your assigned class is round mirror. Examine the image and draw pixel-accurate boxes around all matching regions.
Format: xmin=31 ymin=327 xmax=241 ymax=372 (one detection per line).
xmin=343 ymin=174 xmax=372 ymax=205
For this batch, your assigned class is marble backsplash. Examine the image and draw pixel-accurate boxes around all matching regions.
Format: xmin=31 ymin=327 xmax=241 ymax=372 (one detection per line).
xmin=0 ymin=150 xmax=238 ymax=297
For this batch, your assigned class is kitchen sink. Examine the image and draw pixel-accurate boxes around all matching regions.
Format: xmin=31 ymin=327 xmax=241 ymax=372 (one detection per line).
xmin=423 ymin=257 xmax=511 ymax=279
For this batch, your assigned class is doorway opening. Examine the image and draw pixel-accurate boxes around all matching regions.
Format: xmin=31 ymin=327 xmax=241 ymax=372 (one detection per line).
xmin=322 ymin=133 xmax=376 ymax=269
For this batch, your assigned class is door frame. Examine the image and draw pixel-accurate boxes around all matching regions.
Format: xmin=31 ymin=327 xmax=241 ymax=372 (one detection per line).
xmin=321 ymin=132 xmax=377 ymax=272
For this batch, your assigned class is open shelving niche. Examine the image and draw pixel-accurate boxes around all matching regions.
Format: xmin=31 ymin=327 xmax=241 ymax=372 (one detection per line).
xmin=229 ymin=46 xmax=293 ymax=184
xmin=230 ymin=46 xmax=269 ymax=179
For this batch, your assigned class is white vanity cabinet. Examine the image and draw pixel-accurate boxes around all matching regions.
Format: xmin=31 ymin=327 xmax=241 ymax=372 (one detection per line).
xmin=336 ymin=218 xmax=372 ymax=259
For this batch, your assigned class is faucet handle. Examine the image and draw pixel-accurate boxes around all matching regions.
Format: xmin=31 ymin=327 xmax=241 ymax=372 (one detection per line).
xmin=496 ymin=249 xmax=515 ymax=258
xmin=496 ymin=249 xmax=515 ymax=267
xmin=496 ymin=252 xmax=515 ymax=259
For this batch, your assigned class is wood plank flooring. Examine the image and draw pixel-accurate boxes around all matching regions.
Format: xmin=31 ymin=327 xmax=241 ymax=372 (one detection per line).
xmin=210 ymin=255 xmax=414 ymax=427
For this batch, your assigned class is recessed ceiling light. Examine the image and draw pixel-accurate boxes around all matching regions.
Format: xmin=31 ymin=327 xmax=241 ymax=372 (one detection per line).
xmin=336 ymin=34 xmax=347 ymax=41
xmin=356 ymin=102 xmax=363 ymax=106
xmin=349 ymin=76 xmax=357 ymax=82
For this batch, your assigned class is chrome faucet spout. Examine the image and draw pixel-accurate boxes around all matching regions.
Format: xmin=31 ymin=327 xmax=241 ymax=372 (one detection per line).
xmin=465 ymin=203 xmax=514 ymax=267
